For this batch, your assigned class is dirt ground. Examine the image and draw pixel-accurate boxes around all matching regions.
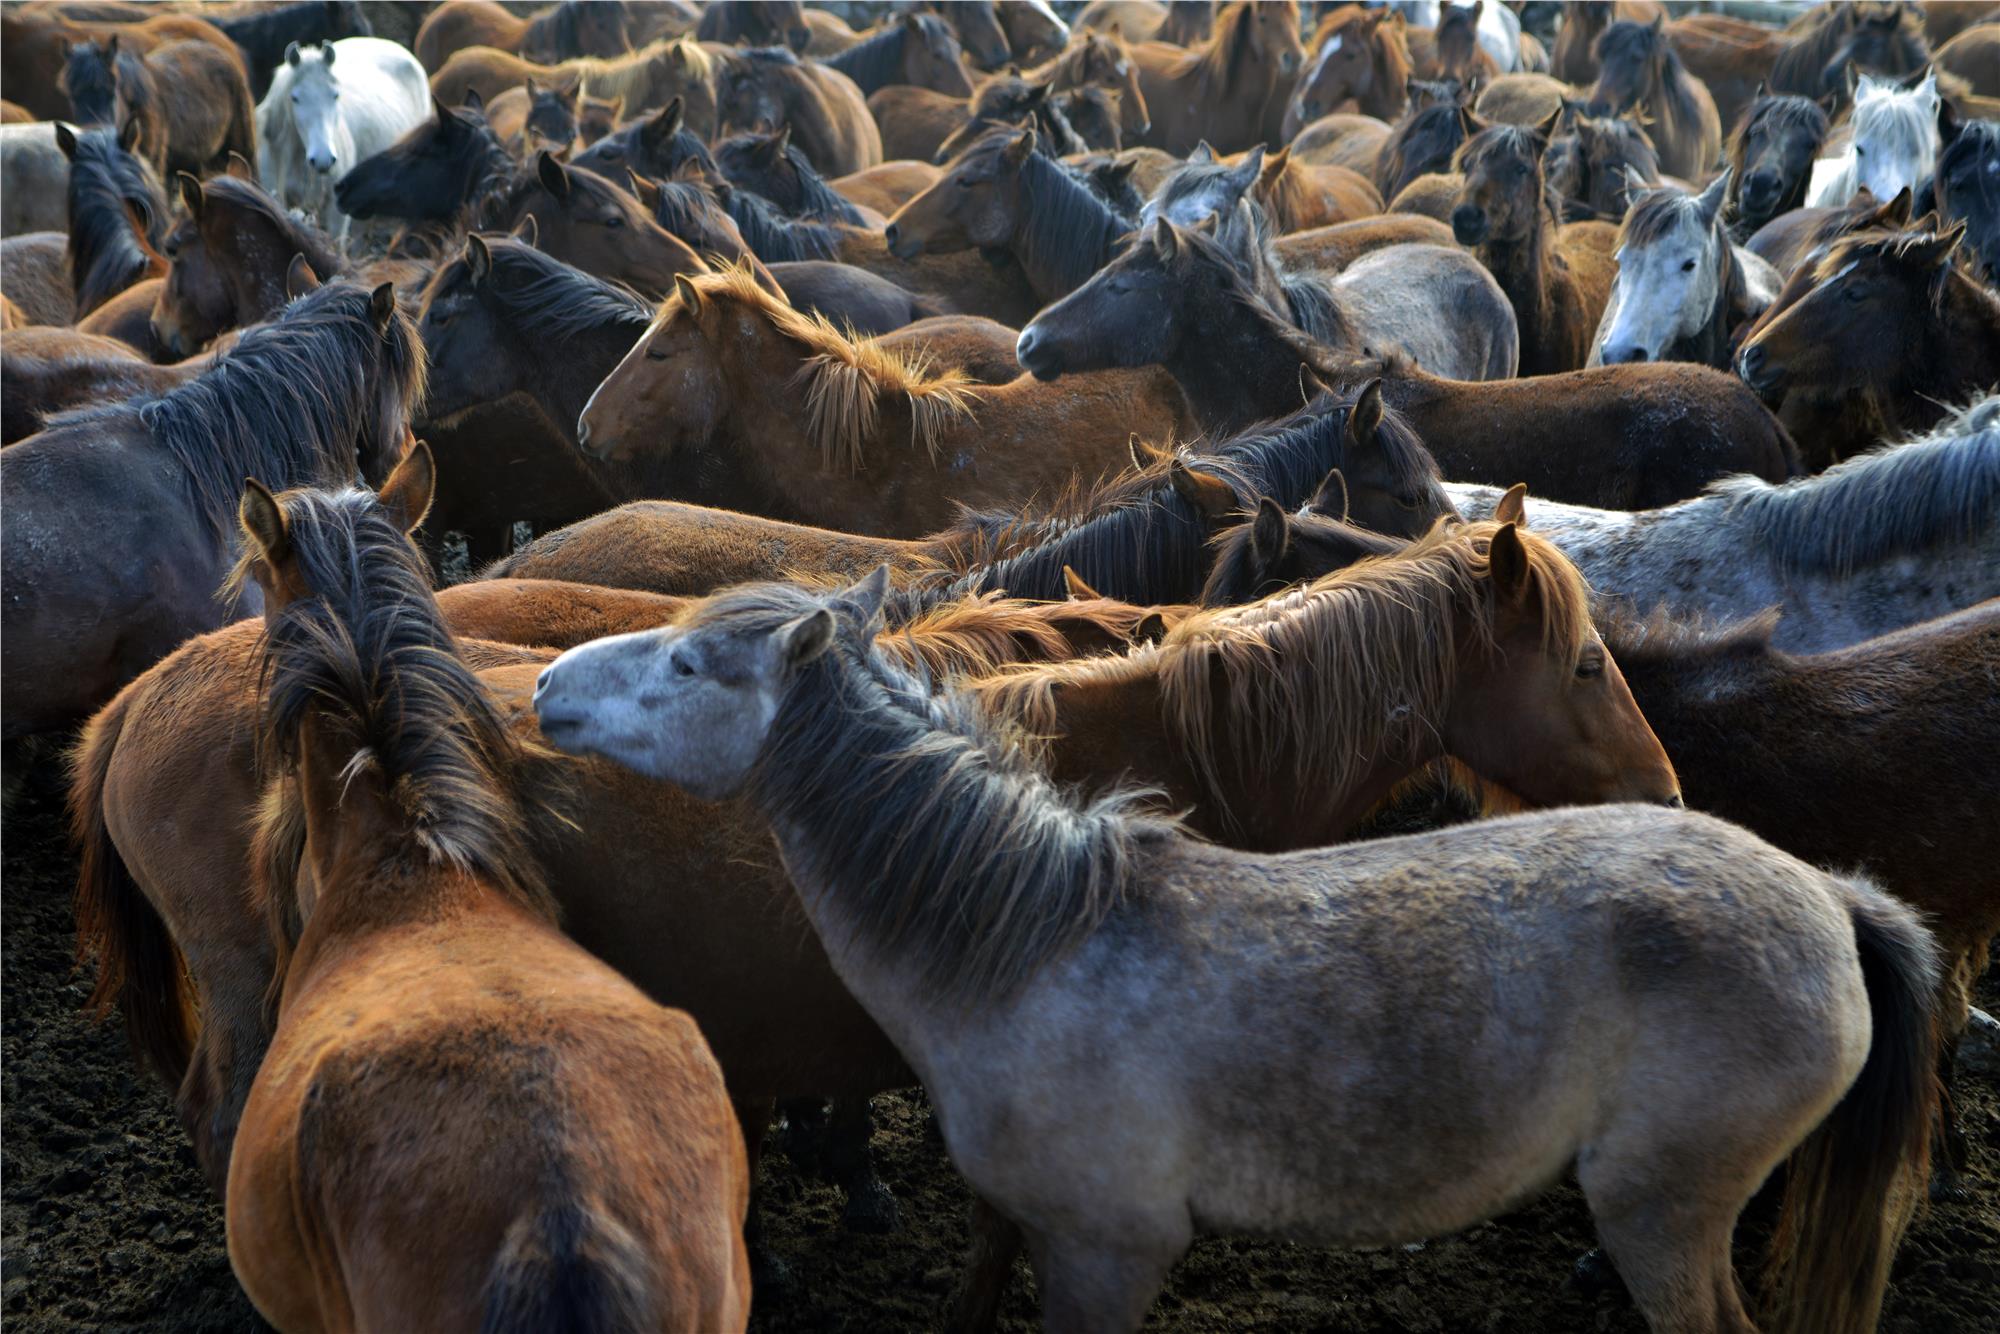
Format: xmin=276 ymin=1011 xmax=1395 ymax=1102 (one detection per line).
xmin=5 ymin=755 xmax=1996 ymax=1333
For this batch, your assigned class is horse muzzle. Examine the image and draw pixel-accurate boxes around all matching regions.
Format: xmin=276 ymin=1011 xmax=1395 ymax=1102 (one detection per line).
xmin=1735 ymin=343 xmax=1784 ymax=398
xmin=1014 ymin=326 xmax=1064 ymax=381
xmin=883 ymin=223 xmax=923 ymax=261
xmin=1450 ymin=205 xmax=1489 ymax=246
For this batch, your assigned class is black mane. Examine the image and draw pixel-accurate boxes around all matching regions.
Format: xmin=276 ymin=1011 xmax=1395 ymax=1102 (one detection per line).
xmin=63 ymin=125 xmax=168 ymax=314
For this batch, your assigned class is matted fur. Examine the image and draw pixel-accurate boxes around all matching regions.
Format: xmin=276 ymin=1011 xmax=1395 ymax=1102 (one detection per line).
xmin=680 ymin=580 xmax=1179 ymax=1009
xmin=668 ymin=266 xmax=976 ymax=474
xmin=973 ymin=521 xmax=1594 ymax=826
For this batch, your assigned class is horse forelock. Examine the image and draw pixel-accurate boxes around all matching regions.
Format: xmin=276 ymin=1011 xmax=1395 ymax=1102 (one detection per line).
xmin=1620 ymin=184 xmax=1719 ymax=249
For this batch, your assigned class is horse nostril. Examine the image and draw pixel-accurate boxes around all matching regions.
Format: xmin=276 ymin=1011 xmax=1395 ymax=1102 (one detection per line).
xmin=1622 ymin=346 xmax=1648 ymax=364
xmin=534 ymin=667 xmax=552 ymax=700
xmin=884 ymin=223 xmax=901 ymax=250
xmin=1662 ymin=793 xmax=1685 ymax=810
xmin=576 ymin=418 xmax=591 ymax=448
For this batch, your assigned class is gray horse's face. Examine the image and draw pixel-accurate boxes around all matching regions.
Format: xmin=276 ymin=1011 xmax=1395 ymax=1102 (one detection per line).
xmin=1140 ymin=145 xmax=1263 ymax=228
xmin=286 ymin=49 xmax=345 ymax=174
xmin=1596 ymin=173 xmax=1731 ymax=365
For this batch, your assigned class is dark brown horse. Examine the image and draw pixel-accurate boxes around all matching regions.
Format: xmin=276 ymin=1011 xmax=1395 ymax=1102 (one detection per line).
xmin=1375 ymin=76 xmax=1479 ymax=201
xmin=493 ymin=152 xmax=713 ymax=298
xmin=1550 ymin=0 xmax=1664 ymax=87
xmin=1724 ymin=89 xmax=1833 ymax=237
xmin=61 ymin=34 xmax=256 ymax=180
xmin=150 ymin=170 xmax=344 ymax=358
xmin=1284 ymin=4 xmax=1416 ymax=136
xmin=1451 ymin=120 xmax=1618 ymax=374
xmin=695 ymin=0 xmax=809 ymax=52
xmin=1928 ymin=108 xmax=2000 ymax=282
xmin=486 ymin=78 xmax=579 ymax=156
xmin=1544 ymin=103 xmax=1662 ymax=222
xmin=332 ymin=92 xmax=517 ymax=229
xmin=1 ymin=7 xmax=241 ymax=122
xmin=1586 ymin=16 xmax=1721 ymax=180
xmin=54 ymin=120 xmax=167 ymax=319
xmin=0 ymin=327 xmax=215 ymax=444
xmin=715 ymin=45 xmax=881 ymax=176
xmin=1131 ymin=0 xmax=1303 ymax=153
xmin=1744 ymin=181 xmax=1911 ymax=275
xmin=821 ymin=12 xmax=975 ymax=98
xmin=1737 ymin=223 xmax=2000 ymax=467
xmin=1 ymin=280 xmax=422 ymax=739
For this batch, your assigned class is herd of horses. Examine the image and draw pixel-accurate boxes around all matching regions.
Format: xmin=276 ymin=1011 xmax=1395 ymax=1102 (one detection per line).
xmin=1 ymin=0 xmax=1998 ymax=1330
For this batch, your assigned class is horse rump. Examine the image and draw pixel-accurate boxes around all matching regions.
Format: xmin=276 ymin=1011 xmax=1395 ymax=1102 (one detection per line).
xmin=482 ymin=1194 xmax=658 ymax=1334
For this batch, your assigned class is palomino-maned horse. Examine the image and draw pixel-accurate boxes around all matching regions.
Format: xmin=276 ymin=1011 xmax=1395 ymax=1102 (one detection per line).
xmin=256 ymin=38 xmax=430 ymax=241
xmin=573 ymin=267 xmax=1193 ymax=538
xmin=149 ymin=170 xmax=345 ymax=358
xmin=432 ymin=37 xmax=723 ymax=138
xmin=1451 ymin=120 xmax=1618 ymax=375
xmin=1131 ymin=0 xmax=1304 ymax=154
xmin=1447 ymin=393 xmax=2000 ymax=653
xmin=534 ymin=561 xmax=1937 ymax=1334
xmin=1929 ymin=109 xmax=2000 ymax=282
xmin=54 ymin=120 xmax=167 ymax=320
xmin=1 ymin=279 xmax=421 ymax=739
xmin=1724 ymin=89 xmax=1832 ymax=237
xmin=1284 ymin=4 xmax=1417 ymax=136
xmin=332 ymin=92 xmax=515 ymax=229
xmin=1591 ymin=172 xmax=1781 ymax=369
xmin=1737 ymin=224 xmax=2000 ymax=467
xmin=61 ymin=34 xmax=256 ymax=181
xmin=715 ymin=46 xmax=882 ymax=177
xmin=413 ymin=0 xmax=641 ymax=73
xmin=224 ymin=461 xmax=752 ymax=1334
xmin=1585 ymin=16 xmax=1722 ymax=180
xmin=1807 ymin=69 xmax=1941 ymax=206
xmin=821 ymin=12 xmax=975 ymax=99
xmin=1016 ymin=216 xmax=1799 ymax=505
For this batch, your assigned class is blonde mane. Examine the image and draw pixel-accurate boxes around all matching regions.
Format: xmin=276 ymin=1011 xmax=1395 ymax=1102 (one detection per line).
xmin=576 ymin=36 xmax=710 ymax=106
xmin=671 ymin=266 xmax=978 ymax=473
xmin=971 ymin=521 xmax=1592 ymax=828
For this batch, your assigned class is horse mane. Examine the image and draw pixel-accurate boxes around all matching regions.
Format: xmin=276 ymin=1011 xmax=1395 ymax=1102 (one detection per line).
xmin=886 ymin=590 xmax=1165 ymax=679
xmin=1211 ymin=197 xmax=1355 ymax=349
xmin=63 ymin=125 xmax=167 ymax=313
xmin=428 ymin=105 xmax=516 ymax=226
xmin=1811 ymin=221 xmax=1969 ymax=307
xmin=1727 ymin=92 xmax=1828 ymax=175
xmin=240 ymin=486 xmax=553 ymax=969
xmin=1597 ymin=19 xmax=1704 ymax=131
xmin=1770 ymin=2 xmax=1854 ymax=93
xmin=1707 ymin=393 xmax=2000 ymax=573
xmin=713 ymin=130 xmax=871 ymax=224
xmin=1620 ymin=180 xmax=1719 ymax=247
xmin=1173 ymin=0 xmax=1266 ymax=100
xmin=960 ymin=128 xmax=1127 ymax=292
xmin=679 ymin=266 xmax=976 ymax=473
xmin=695 ymin=579 xmax=1174 ymax=1010
xmin=198 ymin=174 xmax=345 ymax=285
xmin=432 ymin=233 xmax=654 ymax=341
xmin=722 ymin=183 xmax=841 ymax=260
xmin=578 ymin=35 xmax=709 ymax=106
xmin=47 ymin=280 xmax=423 ymax=540
xmin=824 ymin=13 xmax=950 ymax=91
xmin=1597 ymin=603 xmax=1783 ymax=671
xmin=1380 ymin=99 xmax=1469 ymax=196
xmin=973 ymin=520 xmax=1593 ymax=831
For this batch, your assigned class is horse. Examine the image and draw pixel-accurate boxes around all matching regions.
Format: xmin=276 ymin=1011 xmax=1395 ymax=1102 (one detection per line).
xmin=0 ymin=7 xmax=239 ymax=123
xmin=492 ymin=152 xmax=714 ymax=300
xmin=696 ymin=0 xmax=809 ymax=53
xmin=1591 ymin=172 xmax=1781 ymax=369
xmin=1194 ymin=479 xmax=1412 ymax=606
xmin=53 ymin=120 xmax=167 ymax=320
xmin=533 ymin=561 xmax=1936 ymax=1334
xmin=1024 ymin=27 xmax=1152 ymax=140
xmin=573 ymin=267 xmax=1193 ymax=538
xmin=1430 ymin=0 xmax=1502 ymax=84
xmin=1017 ymin=216 xmax=1798 ymax=505
xmin=1815 ymin=2 xmax=1939 ymax=104
xmin=0 ymin=279 xmax=421 ymax=739
xmin=710 ymin=124 xmax=878 ymax=225
xmin=0 ymin=230 xmax=76 ymax=327
xmin=1284 ymin=5 xmax=1417 ymax=135
xmin=256 ymin=39 xmax=430 ymax=242
xmin=203 ymin=0 xmax=374 ymax=101
xmin=1550 ymin=0 xmax=1663 ymax=88
xmin=1586 ymin=16 xmax=1721 ymax=180
xmin=1143 ymin=142 xmax=1384 ymax=231
xmin=484 ymin=77 xmax=580 ymax=157
xmin=821 ymin=12 xmax=975 ymax=99
xmin=1724 ymin=90 xmax=1833 ymax=237
xmin=430 ymin=37 xmax=722 ymax=137
xmin=1077 ymin=0 xmax=1208 ymax=47
xmin=1929 ymin=109 xmax=2000 ymax=281
xmin=1544 ymin=108 xmax=1662 ymax=225
xmin=925 ymin=0 xmax=1012 ymax=71
xmin=996 ymin=0 xmax=1076 ymax=64
xmin=1 ymin=121 xmax=72 ymax=237
xmin=61 ymin=34 xmax=255 ymax=180
xmin=1451 ymin=120 xmax=1618 ymax=375
xmin=876 ymin=74 xmax=1077 ymax=166
xmin=1130 ymin=0 xmax=1304 ymax=154
xmin=1448 ymin=394 xmax=2000 ymax=652
xmin=1737 ymin=224 xmax=2000 ymax=467
xmin=1374 ymin=77 xmax=1478 ymax=201
xmin=1807 ymin=70 xmax=1941 ymax=207
xmin=0 ymin=327 xmax=215 ymax=444
xmin=332 ymin=93 xmax=516 ymax=229
xmin=413 ymin=0 xmax=640 ymax=74
xmin=150 ymin=170 xmax=345 ymax=359
xmin=1744 ymin=181 xmax=1912 ymax=276
xmin=715 ymin=46 xmax=881 ymax=177
xmin=224 ymin=461 xmax=752 ymax=1334
xmin=1936 ymin=21 xmax=2000 ymax=95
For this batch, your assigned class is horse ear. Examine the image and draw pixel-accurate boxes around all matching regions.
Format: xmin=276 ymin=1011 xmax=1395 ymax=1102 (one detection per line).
xmin=177 ymin=171 xmax=204 ymax=222
xmin=1128 ymin=432 xmax=1171 ymax=471
xmin=432 ymin=93 xmax=455 ymax=124
xmin=285 ymin=253 xmax=322 ymax=299
xmin=660 ymin=95 xmax=685 ymax=138
xmin=1880 ymin=185 xmax=1914 ymax=225
xmin=1152 ymin=215 xmax=1178 ymax=260
xmin=1311 ymin=469 xmax=1350 ymax=522
xmin=368 ymin=282 xmax=396 ymax=335
xmin=1817 ymin=88 xmax=1840 ymax=116
xmin=1648 ymin=11 xmax=1663 ymax=34
xmin=1937 ymin=94 xmax=1963 ymax=145
xmin=1907 ymin=221 xmax=1965 ymax=270
xmin=903 ymin=11 xmax=922 ymax=30
xmin=1695 ymin=167 xmax=1730 ymax=223
xmin=627 ymin=169 xmax=662 ymax=208
xmin=119 ymin=114 xmax=145 ymax=154
xmin=674 ymin=271 xmax=703 ymax=315
xmin=537 ymin=150 xmax=570 ymax=201
xmin=511 ymin=212 xmax=538 ymax=246
xmin=1189 ymin=140 xmax=1216 ymax=164
xmin=1492 ymin=482 xmax=1528 ymax=527
xmin=1250 ymin=497 xmax=1290 ymax=568
xmin=464 ymin=232 xmax=492 ymax=283
xmin=320 ymin=39 xmax=333 ymax=67
xmin=461 ymin=86 xmax=484 ymax=114
xmin=376 ymin=439 xmax=436 ymax=536
xmin=1135 ymin=611 xmax=1168 ymax=645
xmin=770 ymin=124 xmax=792 ymax=158
xmin=845 ymin=562 xmax=892 ymax=625
xmin=1531 ymin=107 xmax=1561 ymax=145
xmin=1488 ymin=521 xmax=1530 ymax=605
xmin=225 ymin=151 xmax=254 ymax=181
xmin=1752 ymin=80 xmax=1767 ymax=102
xmin=1062 ymin=566 xmax=1104 ymax=601
xmin=1346 ymin=377 xmax=1384 ymax=443
xmin=1169 ymin=459 xmax=1240 ymax=520
xmin=238 ymin=478 xmax=289 ymax=567
xmin=1003 ymin=128 xmax=1036 ymax=165
xmin=778 ymin=608 xmax=834 ymax=670
xmin=54 ymin=122 xmax=77 ymax=160
xmin=524 ymin=77 xmax=538 ymax=98
xmin=285 ymin=40 xmax=301 ymax=67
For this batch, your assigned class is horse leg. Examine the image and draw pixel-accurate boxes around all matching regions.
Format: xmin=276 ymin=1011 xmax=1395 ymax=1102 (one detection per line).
xmin=826 ymin=1095 xmax=900 ymax=1234
xmin=945 ymin=1195 xmax=1025 ymax=1334
xmin=1025 ymin=1224 xmax=1184 ymax=1334
xmin=1931 ymin=1037 xmax=1970 ymax=1202
xmin=1578 ymin=1143 xmax=1759 ymax=1334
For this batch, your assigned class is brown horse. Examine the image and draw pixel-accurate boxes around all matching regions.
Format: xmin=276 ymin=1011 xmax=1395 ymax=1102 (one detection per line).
xmin=1586 ymin=16 xmax=1722 ymax=180
xmin=820 ymin=12 xmax=975 ymax=99
xmin=1430 ymin=1 xmax=1501 ymax=84
xmin=715 ymin=46 xmax=881 ymax=176
xmin=1131 ymin=0 xmax=1304 ymax=153
xmin=1550 ymin=0 xmax=1664 ymax=87
xmin=1285 ymin=5 xmax=1416 ymax=136
xmin=431 ymin=37 xmax=723 ymax=137
xmin=574 ymin=267 xmax=1191 ymax=537
xmin=1724 ymin=90 xmax=1833 ymax=238
xmin=1 ymin=7 xmax=240 ymax=122
xmin=696 ymin=0 xmax=809 ymax=52
xmin=1017 ymin=217 xmax=1798 ymax=504
xmin=60 ymin=34 xmax=256 ymax=179
xmin=494 ymin=152 xmax=713 ymax=299
xmin=1026 ymin=26 xmax=1152 ymax=138
xmin=1544 ymin=103 xmax=1665 ymax=222
xmin=225 ymin=460 xmax=752 ymax=1333
xmin=53 ymin=120 xmax=167 ymax=319
xmin=1737 ymin=223 xmax=2000 ymax=467
xmin=150 ymin=170 xmax=344 ymax=358
xmin=484 ymin=77 xmax=580 ymax=156
xmin=413 ymin=0 xmax=643 ymax=73
xmin=0 ymin=326 xmax=214 ymax=444
xmin=1 ymin=279 xmax=422 ymax=739
xmin=1452 ymin=120 xmax=1617 ymax=374
xmin=1288 ymin=109 xmax=1393 ymax=175
xmin=1744 ymin=181 xmax=1911 ymax=274
xmin=1374 ymin=76 xmax=1479 ymax=201
xmin=0 ymin=230 xmax=76 ymax=326
xmin=833 ymin=160 xmax=941 ymax=214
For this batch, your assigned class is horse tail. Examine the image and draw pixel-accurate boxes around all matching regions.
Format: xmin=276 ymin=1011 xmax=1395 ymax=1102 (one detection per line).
xmin=68 ymin=687 xmax=195 ymax=1089
xmin=1764 ymin=874 xmax=1939 ymax=1334
xmin=482 ymin=1193 xmax=658 ymax=1334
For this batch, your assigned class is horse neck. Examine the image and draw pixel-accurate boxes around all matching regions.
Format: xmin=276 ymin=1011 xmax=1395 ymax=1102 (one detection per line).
xmin=1009 ymin=156 xmax=1126 ymax=301
xmin=1167 ymin=278 xmax=1325 ymax=435
xmin=711 ymin=314 xmax=850 ymax=505
xmin=1478 ymin=201 xmax=1558 ymax=326
xmin=1360 ymin=39 xmax=1407 ymax=121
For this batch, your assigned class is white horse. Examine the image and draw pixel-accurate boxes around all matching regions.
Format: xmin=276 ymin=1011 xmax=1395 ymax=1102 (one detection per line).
xmin=1449 ymin=396 xmax=2000 ymax=653
xmin=1806 ymin=69 xmax=1940 ymax=208
xmin=1591 ymin=170 xmax=1781 ymax=368
xmin=0 ymin=122 xmax=69 ymax=237
xmin=1393 ymin=0 xmax=1523 ymax=71
xmin=255 ymin=38 xmax=429 ymax=242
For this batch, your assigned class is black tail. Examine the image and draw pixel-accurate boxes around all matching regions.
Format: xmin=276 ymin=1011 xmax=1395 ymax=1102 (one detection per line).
xmin=482 ymin=1198 xmax=657 ymax=1334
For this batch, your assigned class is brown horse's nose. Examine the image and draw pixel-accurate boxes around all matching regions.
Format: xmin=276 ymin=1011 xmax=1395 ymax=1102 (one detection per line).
xmin=1662 ymin=793 xmax=1685 ymax=810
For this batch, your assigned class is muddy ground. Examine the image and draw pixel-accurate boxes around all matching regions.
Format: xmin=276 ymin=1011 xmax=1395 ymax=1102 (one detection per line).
xmin=5 ymin=755 xmax=1997 ymax=1332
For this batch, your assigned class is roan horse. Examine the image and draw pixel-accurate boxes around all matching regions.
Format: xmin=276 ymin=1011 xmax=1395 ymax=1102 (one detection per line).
xmin=225 ymin=459 xmax=752 ymax=1333
xmin=1 ymin=279 xmax=422 ymax=739
xmin=534 ymin=558 xmax=1937 ymax=1334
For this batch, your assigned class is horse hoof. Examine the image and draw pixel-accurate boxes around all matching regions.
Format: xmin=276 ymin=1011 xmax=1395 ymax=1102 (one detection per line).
xmin=842 ymin=1177 xmax=902 ymax=1235
xmin=1572 ymin=1247 xmax=1625 ymax=1295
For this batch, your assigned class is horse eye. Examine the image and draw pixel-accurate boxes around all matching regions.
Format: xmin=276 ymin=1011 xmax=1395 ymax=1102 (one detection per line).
xmin=956 ymin=176 xmax=974 ymax=190
xmin=603 ymin=215 xmax=623 ymax=228
xmin=1854 ymin=145 xmax=1866 ymax=157
xmin=646 ymin=346 xmax=668 ymax=361
xmin=1680 ymin=258 xmax=1697 ymax=273
xmin=673 ymin=655 xmax=696 ymax=677
xmin=1576 ymin=656 xmax=1604 ymax=680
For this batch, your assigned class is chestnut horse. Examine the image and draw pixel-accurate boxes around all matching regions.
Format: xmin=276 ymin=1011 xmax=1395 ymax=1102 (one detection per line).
xmin=1 ymin=280 xmax=422 ymax=739
xmin=1586 ymin=16 xmax=1721 ymax=180
xmin=1284 ymin=4 xmax=1416 ymax=135
xmin=573 ymin=267 xmax=1192 ymax=537
xmin=1131 ymin=0 xmax=1304 ymax=154
xmin=61 ymin=33 xmax=256 ymax=179
xmin=1451 ymin=120 xmax=1618 ymax=375
xmin=1737 ymin=223 xmax=2000 ymax=467
xmin=714 ymin=46 xmax=881 ymax=176
xmin=533 ymin=560 xmax=1934 ymax=1334
xmin=492 ymin=152 xmax=714 ymax=299
xmin=1017 ymin=216 xmax=1798 ymax=504
xmin=413 ymin=0 xmax=642 ymax=73
xmin=225 ymin=460 xmax=751 ymax=1333
xmin=1550 ymin=0 xmax=1664 ymax=88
